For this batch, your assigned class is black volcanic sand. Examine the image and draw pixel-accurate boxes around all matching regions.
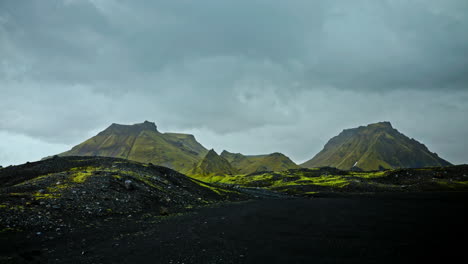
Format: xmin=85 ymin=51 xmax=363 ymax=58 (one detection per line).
xmin=1 ymin=192 xmax=467 ymax=264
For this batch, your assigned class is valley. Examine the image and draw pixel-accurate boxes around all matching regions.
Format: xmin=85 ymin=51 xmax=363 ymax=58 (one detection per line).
xmin=1 ymin=121 xmax=466 ymax=263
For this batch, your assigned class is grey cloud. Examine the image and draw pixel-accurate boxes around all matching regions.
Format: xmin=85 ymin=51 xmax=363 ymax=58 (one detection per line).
xmin=2 ymin=0 xmax=467 ymax=90
xmin=0 ymin=0 xmax=467 ymax=165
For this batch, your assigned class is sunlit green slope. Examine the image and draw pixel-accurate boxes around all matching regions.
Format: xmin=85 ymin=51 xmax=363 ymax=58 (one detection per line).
xmin=59 ymin=121 xmax=208 ymax=172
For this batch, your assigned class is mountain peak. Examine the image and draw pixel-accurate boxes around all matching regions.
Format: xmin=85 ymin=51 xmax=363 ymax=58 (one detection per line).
xmin=220 ymin=150 xmax=230 ymax=155
xmin=58 ymin=121 xmax=209 ymax=172
xmin=207 ymin=149 xmax=217 ymax=154
xmin=367 ymin=121 xmax=393 ymax=129
xmin=190 ymin=149 xmax=237 ymax=176
xmin=105 ymin=121 xmax=158 ymax=134
xmin=131 ymin=120 xmax=158 ymax=131
xmin=140 ymin=120 xmax=158 ymax=130
xmin=302 ymin=122 xmax=451 ymax=170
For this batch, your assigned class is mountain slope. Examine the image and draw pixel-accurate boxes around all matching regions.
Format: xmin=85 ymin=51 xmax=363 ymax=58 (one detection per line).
xmin=0 ymin=156 xmax=248 ymax=231
xmin=190 ymin=149 xmax=238 ymax=176
xmin=301 ymin=122 xmax=452 ymax=171
xmin=59 ymin=121 xmax=208 ymax=172
xmin=220 ymin=150 xmax=300 ymax=174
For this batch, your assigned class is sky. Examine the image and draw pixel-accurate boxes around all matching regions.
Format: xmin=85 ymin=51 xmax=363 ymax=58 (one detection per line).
xmin=1 ymin=0 xmax=468 ymax=166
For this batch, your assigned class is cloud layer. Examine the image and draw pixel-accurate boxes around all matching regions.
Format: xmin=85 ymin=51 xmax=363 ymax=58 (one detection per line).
xmin=1 ymin=0 xmax=467 ymax=165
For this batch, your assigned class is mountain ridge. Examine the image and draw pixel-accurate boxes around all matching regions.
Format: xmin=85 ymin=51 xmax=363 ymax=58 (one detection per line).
xmin=190 ymin=149 xmax=238 ymax=176
xmin=220 ymin=150 xmax=300 ymax=174
xmin=57 ymin=120 xmax=453 ymax=174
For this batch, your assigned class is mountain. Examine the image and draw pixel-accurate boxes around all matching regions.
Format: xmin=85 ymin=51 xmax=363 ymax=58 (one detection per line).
xmin=190 ymin=149 xmax=238 ymax=177
xmin=301 ymin=121 xmax=452 ymax=171
xmin=220 ymin=150 xmax=300 ymax=174
xmin=58 ymin=121 xmax=208 ymax=173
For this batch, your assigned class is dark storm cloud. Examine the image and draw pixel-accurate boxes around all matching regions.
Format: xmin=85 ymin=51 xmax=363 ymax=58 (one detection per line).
xmin=1 ymin=0 xmax=467 ymax=165
xmin=2 ymin=0 xmax=467 ymax=90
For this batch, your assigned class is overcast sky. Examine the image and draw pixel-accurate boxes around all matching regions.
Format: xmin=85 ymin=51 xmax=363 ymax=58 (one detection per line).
xmin=1 ymin=0 xmax=467 ymax=166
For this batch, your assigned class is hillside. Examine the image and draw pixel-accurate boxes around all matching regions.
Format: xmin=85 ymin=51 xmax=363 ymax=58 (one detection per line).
xmin=199 ymin=165 xmax=468 ymax=195
xmin=0 ymin=156 xmax=247 ymax=231
xmin=301 ymin=122 xmax=452 ymax=171
xmin=190 ymin=149 xmax=238 ymax=177
xmin=220 ymin=150 xmax=300 ymax=174
xmin=58 ymin=121 xmax=208 ymax=173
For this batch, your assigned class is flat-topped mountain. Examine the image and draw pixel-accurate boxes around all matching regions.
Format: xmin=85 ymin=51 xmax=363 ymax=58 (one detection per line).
xmin=301 ymin=122 xmax=452 ymax=171
xmin=58 ymin=121 xmax=208 ymax=172
xmin=190 ymin=149 xmax=238 ymax=177
xmin=220 ymin=150 xmax=300 ymax=174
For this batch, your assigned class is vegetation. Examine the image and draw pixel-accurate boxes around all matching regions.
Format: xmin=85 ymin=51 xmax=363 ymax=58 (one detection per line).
xmin=56 ymin=121 xmax=300 ymax=176
xmin=301 ymin=121 xmax=452 ymax=171
xmin=189 ymin=149 xmax=238 ymax=177
xmin=191 ymin=165 xmax=468 ymax=195
xmin=220 ymin=150 xmax=300 ymax=174
xmin=58 ymin=121 xmax=208 ymax=173
xmin=0 ymin=156 xmax=251 ymax=231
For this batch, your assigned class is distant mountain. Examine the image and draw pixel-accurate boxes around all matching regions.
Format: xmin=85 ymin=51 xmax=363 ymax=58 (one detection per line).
xmin=301 ymin=122 xmax=452 ymax=171
xmin=58 ymin=121 xmax=208 ymax=173
xmin=190 ymin=149 xmax=238 ymax=177
xmin=220 ymin=150 xmax=300 ymax=174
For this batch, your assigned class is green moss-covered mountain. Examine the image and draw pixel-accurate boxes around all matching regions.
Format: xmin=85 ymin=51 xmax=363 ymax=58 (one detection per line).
xmin=220 ymin=150 xmax=300 ymax=174
xmin=190 ymin=149 xmax=238 ymax=177
xmin=58 ymin=121 xmax=208 ymax=173
xmin=301 ymin=122 xmax=452 ymax=171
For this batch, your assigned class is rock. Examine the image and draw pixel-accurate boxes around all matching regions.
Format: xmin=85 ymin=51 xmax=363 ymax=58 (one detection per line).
xmin=124 ymin=180 xmax=133 ymax=190
xmin=38 ymin=189 xmax=45 ymax=194
xmin=160 ymin=206 xmax=169 ymax=215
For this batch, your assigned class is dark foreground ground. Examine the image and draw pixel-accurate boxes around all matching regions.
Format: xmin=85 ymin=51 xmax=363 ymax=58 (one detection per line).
xmin=1 ymin=192 xmax=467 ymax=264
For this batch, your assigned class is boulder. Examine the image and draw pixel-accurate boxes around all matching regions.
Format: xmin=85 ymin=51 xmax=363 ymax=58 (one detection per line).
xmin=124 ymin=180 xmax=133 ymax=190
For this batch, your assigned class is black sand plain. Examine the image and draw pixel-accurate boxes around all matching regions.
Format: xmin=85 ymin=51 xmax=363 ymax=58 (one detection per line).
xmin=1 ymin=192 xmax=467 ymax=264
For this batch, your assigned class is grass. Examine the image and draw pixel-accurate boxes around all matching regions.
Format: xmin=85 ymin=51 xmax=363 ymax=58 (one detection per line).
xmin=34 ymin=192 xmax=60 ymax=200
xmin=434 ymin=180 xmax=468 ymax=189
xmin=191 ymin=170 xmax=354 ymax=190
xmin=188 ymin=167 xmax=417 ymax=193
xmin=189 ymin=179 xmax=238 ymax=195
xmin=349 ymin=171 xmax=387 ymax=178
xmin=72 ymin=171 xmax=93 ymax=183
